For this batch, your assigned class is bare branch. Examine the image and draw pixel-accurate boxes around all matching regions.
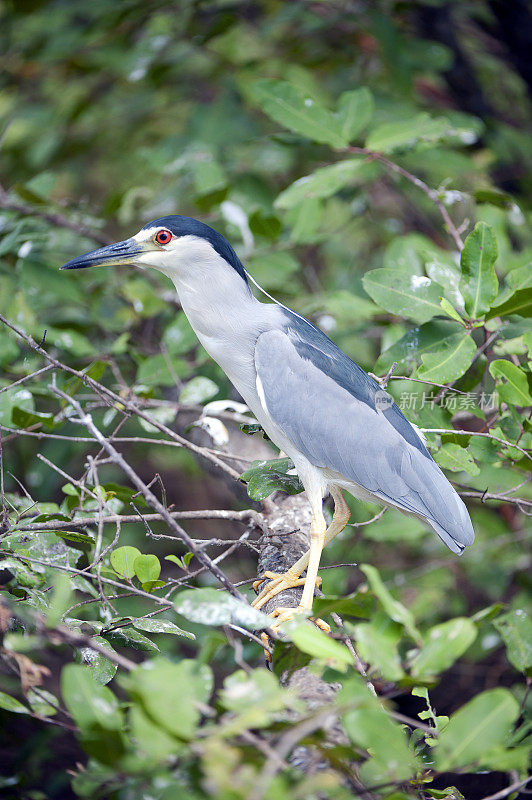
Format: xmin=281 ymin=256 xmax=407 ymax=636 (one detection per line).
xmin=49 ymin=384 xmax=246 ymax=599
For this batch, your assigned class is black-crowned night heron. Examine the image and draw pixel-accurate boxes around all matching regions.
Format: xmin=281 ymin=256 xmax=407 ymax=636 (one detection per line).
xmin=61 ymin=215 xmax=474 ymax=629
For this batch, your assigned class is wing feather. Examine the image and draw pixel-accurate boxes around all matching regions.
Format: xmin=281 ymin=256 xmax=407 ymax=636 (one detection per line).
xmin=255 ymin=325 xmax=474 ymax=553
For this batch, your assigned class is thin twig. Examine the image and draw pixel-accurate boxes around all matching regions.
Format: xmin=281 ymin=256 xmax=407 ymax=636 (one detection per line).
xmin=10 ymin=508 xmax=264 ymax=533
xmin=0 ymin=312 xmax=240 ymax=480
xmin=49 ymin=384 xmax=246 ymax=600
xmin=347 ymin=147 xmax=464 ymax=250
xmin=478 ymin=776 xmax=532 ymax=800
xmin=421 ymin=428 xmax=532 ymax=463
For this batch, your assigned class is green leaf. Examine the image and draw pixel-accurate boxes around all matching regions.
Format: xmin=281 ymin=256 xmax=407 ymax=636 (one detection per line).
xmin=251 ymin=79 xmax=347 ymax=148
xmin=341 ymin=676 xmax=418 ymax=781
xmin=410 ymin=617 xmax=477 ymax=678
xmin=366 ymin=113 xmax=454 ymax=154
xmin=120 ymin=658 xmax=212 ymax=740
xmin=54 ymin=530 xmax=95 ymax=548
xmin=132 ymin=617 xmax=195 ymax=640
xmin=489 ymin=360 xmax=531 ymax=406
xmin=133 ymin=554 xmax=161 ymax=584
xmin=61 ymin=664 xmax=123 ymax=732
xmin=129 ymin=705 xmax=183 ymax=760
xmin=110 ymin=546 xmax=142 ymax=579
xmin=248 ymin=210 xmax=282 ymax=240
xmin=434 ymin=443 xmax=480 ymax=476
xmin=245 ymin=251 xmax=300 ymax=292
xmin=102 ymin=482 xmax=148 ymax=507
xmin=138 ymin=405 xmax=177 ymax=434
xmin=493 ymin=609 xmax=532 ymax=672
xmin=287 ymin=622 xmax=352 ymax=669
xmin=439 ymin=297 xmax=465 ymax=325
xmin=191 ymin=157 xmax=226 ymax=196
xmin=459 ymin=222 xmax=499 ymax=318
xmin=360 ymin=565 xmax=421 ymax=643
xmin=487 ymin=288 xmax=532 ymax=319
xmin=0 ymin=386 xmax=34 ymax=427
xmin=63 ymin=360 xmax=107 ymax=397
xmin=417 ymin=332 xmax=477 ymax=383
xmin=337 ymin=87 xmax=374 ymax=141
xmin=352 ymin=612 xmax=404 ymax=681
xmin=435 ymin=688 xmax=520 ymax=771
xmin=141 ymin=579 xmax=166 ymax=592
xmin=275 ymin=159 xmax=371 ymax=209
xmin=102 ymin=627 xmax=159 ymax=653
xmin=136 ymin=353 xmax=189 ymax=387
xmin=77 ymin=636 xmax=117 ymax=685
xmin=375 ymin=320 xmax=463 ymax=375
xmin=162 ymin=312 xmax=197 ymax=355
xmin=179 ymin=376 xmax=218 ymax=406
xmin=240 ymin=458 xmax=303 ymax=500
xmin=174 ymin=587 xmax=272 ymax=631
xmin=362 ymin=269 xmax=444 ymax=324
xmin=220 ymin=668 xmax=289 ymax=729
xmin=46 ymin=571 xmax=73 ymax=628
xmin=27 ymin=688 xmax=58 ymax=717
xmin=0 ymin=691 xmax=29 ymax=714
xmin=473 ymin=188 xmax=514 ymax=209
xmin=313 ymin=592 xmax=374 ymax=619
xmin=11 ymin=407 xmax=55 ymax=429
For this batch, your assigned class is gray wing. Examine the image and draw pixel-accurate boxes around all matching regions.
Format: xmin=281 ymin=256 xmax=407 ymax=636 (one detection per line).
xmin=255 ymin=324 xmax=474 ymax=554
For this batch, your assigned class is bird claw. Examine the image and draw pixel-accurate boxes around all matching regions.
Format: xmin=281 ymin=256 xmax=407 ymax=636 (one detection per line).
xmin=258 ymin=607 xmax=331 ymax=661
xmin=252 ymin=571 xmax=321 ymax=610
xmin=270 ymin=605 xmax=331 ymax=634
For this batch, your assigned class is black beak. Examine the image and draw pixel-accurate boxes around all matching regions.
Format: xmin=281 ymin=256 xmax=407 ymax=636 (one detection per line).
xmin=60 ymin=238 xmax=142 ymax=270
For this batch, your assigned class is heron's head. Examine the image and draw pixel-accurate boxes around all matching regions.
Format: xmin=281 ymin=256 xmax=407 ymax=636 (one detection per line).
xmin=60 ymin=215 xmax=248 ymax=286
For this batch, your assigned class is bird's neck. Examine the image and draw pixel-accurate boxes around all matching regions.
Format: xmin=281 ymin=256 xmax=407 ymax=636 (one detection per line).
xmin=165 ymin=253 xmax=273 ymax=401
xmin=169 ymin=261 xmax=257 ymax=341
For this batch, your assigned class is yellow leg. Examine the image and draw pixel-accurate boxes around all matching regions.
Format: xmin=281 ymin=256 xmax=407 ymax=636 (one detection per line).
xmin=252 ymin=486 xmax=351 ymax=627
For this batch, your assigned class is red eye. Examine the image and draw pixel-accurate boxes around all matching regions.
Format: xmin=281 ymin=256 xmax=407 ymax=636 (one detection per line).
xmin=155 ymin=229 xmax=172 ymax=245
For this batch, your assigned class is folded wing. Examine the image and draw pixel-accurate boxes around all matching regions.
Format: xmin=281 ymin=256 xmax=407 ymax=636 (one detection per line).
xmin=255 ymin=319 xmax=474 ymax=554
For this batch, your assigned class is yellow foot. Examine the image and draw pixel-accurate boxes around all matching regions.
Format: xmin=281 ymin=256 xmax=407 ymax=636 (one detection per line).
xmin=252 ymin=571 xmax=321 ymax=611
xmin=270 ymin=605 xmax=331 ymax=634
xmin=258 ymin=608 xmax=331 ymax=661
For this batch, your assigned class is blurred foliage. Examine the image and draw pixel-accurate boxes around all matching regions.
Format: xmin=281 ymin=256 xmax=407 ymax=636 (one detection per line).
xmin=0 ymin=1 xmax=531 ymax=799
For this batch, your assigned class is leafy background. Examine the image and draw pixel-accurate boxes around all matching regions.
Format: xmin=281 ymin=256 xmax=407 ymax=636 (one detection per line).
xmin=0 ymin=2 xmax=531 ymax=799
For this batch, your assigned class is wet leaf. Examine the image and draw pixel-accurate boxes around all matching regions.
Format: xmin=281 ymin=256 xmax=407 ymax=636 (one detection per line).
xmin=179 ymin=376 xmax=218 ymax=406
xmin=61 ymin=664 xmax=123 ymax=731
xmin=489 ymin=360 xmax=531 ymax=406
xmin=459 ymin=222 xmax=498 ymax=319
xmin=493 ymin=609 xmax=532 ymax=672
xmin=120 ymin=658 xmax=212 ymax=740
xmin=362 ymin=269 xmax=444 ymax=324
xmin=410 ymin=617 xmax=477 ymax=678
xmin=366 ymin=113 xmax=455 ymax=153
xmin=0 ymin=691 xmax=29 ymax=714
xmin=240 ymin=458 xmax=303 ymax=500
xmin=276 ymin=159 xmax=372 ymax=209
xmin=132 ymin=617 xmax=195 ymax=640
xmin=251 ymin=79 xmax=347 ymax=148
xmin=174 ymin=588 xmax=271 ymax=631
